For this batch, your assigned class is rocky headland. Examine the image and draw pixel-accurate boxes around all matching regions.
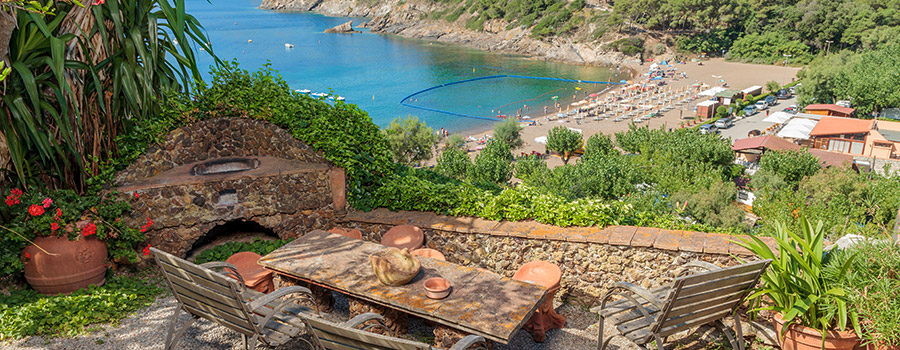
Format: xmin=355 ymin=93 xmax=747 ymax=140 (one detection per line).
xmin=258 ymin=0 xmax=640 ymax=67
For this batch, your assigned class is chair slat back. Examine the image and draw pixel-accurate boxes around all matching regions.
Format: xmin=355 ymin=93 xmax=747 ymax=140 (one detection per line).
xmin=303 ymin=316 xmax=429 ymax=350
xmin=652 ymin=259 xmax=771 ymax=336
xmin=151 ymin=248 xmax=261 ymax=337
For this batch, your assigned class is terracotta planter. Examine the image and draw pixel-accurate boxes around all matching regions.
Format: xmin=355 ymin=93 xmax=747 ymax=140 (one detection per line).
xmin=23 ymin=235 xmax=108 ymax=295
xmin=774 ymin=313 xmax=864 ymax=350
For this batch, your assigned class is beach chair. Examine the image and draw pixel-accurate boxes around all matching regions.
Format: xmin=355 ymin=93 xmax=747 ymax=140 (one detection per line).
xmin=592 ymin=259 xmax=771 ymax=350
xmin=151 ymin=248 xmax=319 ymax=350
xmin=304 ymin=312 xmax=488 ymax=350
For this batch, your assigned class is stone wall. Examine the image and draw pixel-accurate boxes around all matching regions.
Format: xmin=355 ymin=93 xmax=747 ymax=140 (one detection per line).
xmin=114 ymin=117 xmax=327 ymax=187
xmin=114 ymin=117 xmax=342 ymax=257
xmin=341 ymin=209 xmax=775 ymax=306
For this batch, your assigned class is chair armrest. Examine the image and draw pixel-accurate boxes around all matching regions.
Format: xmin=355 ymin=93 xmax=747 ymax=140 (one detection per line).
xmin=449 ymin=335 xmax=488 ymax=350
xmin=201 ymin=262 xmax=245 ymax=285
xmin=249 ymin=286 xmax=314 ymax=311
xmin=343 ymin=313 xmax=389 ymax=333
xmin=609 ymin=282 xmax=664 ymax=308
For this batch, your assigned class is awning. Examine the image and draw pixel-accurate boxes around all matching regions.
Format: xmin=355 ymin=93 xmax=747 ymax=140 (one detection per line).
xmin=777 ymin=118 xmax=819 ymax=140
xmin=763 ymin=112 xmax=792 ymax=124
xmin=534 ymin=136 xmax=548 ymax=144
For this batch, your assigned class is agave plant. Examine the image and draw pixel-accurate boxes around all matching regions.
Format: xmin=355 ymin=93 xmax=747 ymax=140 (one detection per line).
xmin=736 ymin=218 xmax=861 ymax=337
xmin=0 ymin=0 xmax=216 ymax=190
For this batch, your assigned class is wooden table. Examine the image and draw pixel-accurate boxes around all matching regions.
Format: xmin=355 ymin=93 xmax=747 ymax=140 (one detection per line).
xmin=258 ymin=230 xmax=548 ymax=344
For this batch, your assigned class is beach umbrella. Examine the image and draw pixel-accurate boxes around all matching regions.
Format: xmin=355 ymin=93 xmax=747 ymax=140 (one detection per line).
xmin=552 ymin=96 xmax=559 ymax=101
xmin=589 ymin=93 xmax=599 ymax=97
xmin=619 ymin=80 xmax=627 ymax=84
xmin=575 ymin=87 xmax=582 ymax=91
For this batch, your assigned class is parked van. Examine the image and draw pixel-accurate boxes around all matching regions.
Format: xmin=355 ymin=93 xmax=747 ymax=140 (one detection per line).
xmin=715 ymin=118 xmax=734 ymax=129
xmin=699 ymin=124 xmax=719 ymax=135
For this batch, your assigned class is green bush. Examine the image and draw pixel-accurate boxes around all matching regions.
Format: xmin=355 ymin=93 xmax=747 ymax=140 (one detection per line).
xmin=727 ymin=32 xmax=813 ymax=65
xmin=383 ymin=116 xmax=438 ymax=166
xmin=676 ymin=28 xmax=740 ymax=55
xmin=493 ymin=119 xmax=524 ymax=149
xmin=546 ymin=126 xmax=583 ymax=164
xmin=0 ymin=275 xmax=163 ymax=339
xmin=193 ymin=238 xmax=292 ymax=264
xmin=435 ymin=148 xmax=472 ymax=181
xmin=469 ymin=140 xmax=514 ymax=185
xmin=514 ymin=155 xmax=548 ymax=181
xmin=830 ymin=240 xmax=900 ymax=347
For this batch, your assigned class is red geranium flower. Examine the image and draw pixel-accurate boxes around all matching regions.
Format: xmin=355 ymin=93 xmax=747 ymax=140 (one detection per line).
xmin=133 ymin=191 xmax=140 ymax=199
xmin=55 ymin=208 xmax=62 ymax=218
xmin=91 ymin=0 xmax=105 ymax=5
xmin=142 ymin=244 xmax=151 ymax=256
xmin=41 ymin=197 xmax=53 ymax=208
xmin=4 ymin=196 xmax=14 ymax=207
xmin=10 ymin=188 xmax=22 ymax=197
xmin=82 ymin=223 xmax=97 ymax=236
xmin=24 ymin=252 xmax=30 ymax=259
xmin=51 ymin=222 xmax=60 ymax=231
xmin=28 ymin=204 xmax=45 ymax=216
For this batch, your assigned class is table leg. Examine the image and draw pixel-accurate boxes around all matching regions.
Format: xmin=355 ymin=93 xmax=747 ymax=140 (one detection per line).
xmin=274 ymin=274 xmax=334 ymax=313
xmin=347 ymin=296 xmax=408 ymax=337
xmin=434 ymin=326 xmax=494 ymax=350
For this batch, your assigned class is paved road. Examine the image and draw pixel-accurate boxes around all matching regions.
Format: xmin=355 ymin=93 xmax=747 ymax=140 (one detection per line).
xmin=718 ymin=96 xmax=798 ymax=142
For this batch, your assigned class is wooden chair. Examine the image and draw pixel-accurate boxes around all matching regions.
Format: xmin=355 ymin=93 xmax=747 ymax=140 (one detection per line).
xmin=151 ymin=247 xmax=320 ymax=350
xmin=302 ymin=312 xmax=489 ymax=350
xmin=592 ymin=259 xmax=772 ymax=350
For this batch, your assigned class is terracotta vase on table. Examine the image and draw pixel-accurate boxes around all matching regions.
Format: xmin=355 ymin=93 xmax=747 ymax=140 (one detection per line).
xmin=23 ymin=235 xmax=107 ymax=295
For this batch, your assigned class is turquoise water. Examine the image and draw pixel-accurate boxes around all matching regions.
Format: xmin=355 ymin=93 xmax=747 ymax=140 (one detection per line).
xmin=189 ymin=0 xmax=628 ymax=132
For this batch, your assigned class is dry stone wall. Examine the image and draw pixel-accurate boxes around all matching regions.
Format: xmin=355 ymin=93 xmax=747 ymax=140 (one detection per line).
xmin=341 ymin=209 xmax=776 ymax=306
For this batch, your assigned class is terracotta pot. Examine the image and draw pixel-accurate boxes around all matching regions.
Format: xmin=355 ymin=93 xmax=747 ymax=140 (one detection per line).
xmin=865 ymin=341 xmax=900 ymax=350
xmin=774 ymin=313 xmax=864 ymax=350
xmin=380 ymin=225 xmax=424 ymax=251
xmin=23 ymin=235 xmax=107 ymax=295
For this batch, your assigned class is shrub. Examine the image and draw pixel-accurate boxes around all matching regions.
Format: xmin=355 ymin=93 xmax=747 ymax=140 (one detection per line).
xmin=546 ymin=126 xmax=582 ymax=164
xmin=582 ymin=133 xmax=616 ymax=160
xmin=514 ymin=155 xmax=548 ymax=182
xmin=469 ymin=140 xmax=514 ymax=185
xmin=435 ymin=148 xmax=472 ymax=181
xmin=493 ymin=119 xmax=524 ymax=149
xmin=443 ymin=134 xmax=466 ymax=150
xmin=0 ymin=275 xmax=163 ymax=338
xmin=383 ymin=116 xmax=439 ymax=166
xmin=766 ymin=80 xmax=781 ymax=93
xmin=755 ymin=149 xmax=820 ymax=186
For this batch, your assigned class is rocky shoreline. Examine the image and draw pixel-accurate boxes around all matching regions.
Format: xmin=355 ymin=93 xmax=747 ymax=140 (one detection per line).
xmin=258 ymin=0 xmax=639 ymax=67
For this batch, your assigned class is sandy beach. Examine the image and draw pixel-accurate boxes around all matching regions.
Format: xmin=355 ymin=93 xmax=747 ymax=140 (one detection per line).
xmin=443 ymin=58 xmax=801 ymax=168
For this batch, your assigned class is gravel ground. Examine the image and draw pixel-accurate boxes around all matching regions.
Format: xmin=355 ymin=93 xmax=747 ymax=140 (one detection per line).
xmin=0 ymin=289 xmax=739 ymax=350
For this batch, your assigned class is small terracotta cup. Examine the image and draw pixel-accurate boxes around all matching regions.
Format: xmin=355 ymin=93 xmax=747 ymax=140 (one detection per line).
xmin=423 ymin=277 xmax=451 ymax=299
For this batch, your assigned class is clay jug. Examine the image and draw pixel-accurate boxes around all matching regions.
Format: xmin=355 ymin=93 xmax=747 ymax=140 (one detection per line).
xmin=369 ymin=247 xmax=420 ymax=286
xmin=23 ymin=235 xmax=107 ymax=295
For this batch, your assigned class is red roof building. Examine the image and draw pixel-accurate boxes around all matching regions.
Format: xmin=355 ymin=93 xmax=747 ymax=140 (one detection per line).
xmin=804 ymin=104 xmax=855 ymax=118
xmin=809 ymin=117 xmax=875 ymax=155
xmin=732 ymin=135 xmax=800 ymax=163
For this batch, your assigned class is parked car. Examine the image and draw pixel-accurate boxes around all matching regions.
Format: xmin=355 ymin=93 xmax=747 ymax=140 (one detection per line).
xmin=782 ymin=106 xmax=798 ymax=114
xmin=755 ymin=101 xmax=769 ymax=110
xmin=765 ymin=95 xmax=777 ymax=106
xmin=743 ymin=105 xmax=758 ymax=116
xmin=699 ymin=124 xmax=719 ymax=135
xmin=776 ymin=89 xmax=791 ymax=99
xmin=836 ymin=100 xmax=852 ymax=108
xmin=715 ymin=117 xmax=734 ymax=129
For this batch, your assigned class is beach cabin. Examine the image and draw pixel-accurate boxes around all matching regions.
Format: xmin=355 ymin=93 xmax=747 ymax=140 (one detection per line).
xmin=866 ymin=120 xmax=900 ymax=160
xmin=731 ymin=135 xmax=800 ymax=163
xmin=696 ymin=100 xmax=718 ymax=119
xmin=809 ymin=116 xmax=874 ymax=155
xmin=713 ymin=89 xmax=742 ymax=105
xmin=741 ymin=86 xmax=762 ymax=98
xmin=804 ymin=104 xmax=855 ymax=118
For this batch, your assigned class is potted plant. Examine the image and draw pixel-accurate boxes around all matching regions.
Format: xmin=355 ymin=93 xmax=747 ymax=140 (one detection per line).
xmin=828 ymin=240 xmax=900 ymax=350
xmin=736 ymin=218 xmax=862 ymax=350
xmin=1 ymin=188 xmax=149 ymax=294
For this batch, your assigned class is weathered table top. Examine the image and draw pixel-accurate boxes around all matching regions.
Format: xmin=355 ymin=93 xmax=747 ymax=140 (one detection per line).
xmin=258 ymin=230 xmax=548 ymax=344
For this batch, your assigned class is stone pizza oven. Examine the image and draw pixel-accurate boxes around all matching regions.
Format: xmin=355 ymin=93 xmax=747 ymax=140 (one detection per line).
xmin=113 ymin=117 xmax=346 ymax=257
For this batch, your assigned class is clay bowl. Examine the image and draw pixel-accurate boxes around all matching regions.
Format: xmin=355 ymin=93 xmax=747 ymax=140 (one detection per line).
xmin=423 ymin=277 xmax=452 ymax=299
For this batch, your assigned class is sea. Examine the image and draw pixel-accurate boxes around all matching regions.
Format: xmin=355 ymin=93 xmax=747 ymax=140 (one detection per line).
xmin=188 ymin=0 xmax=629 ymax=133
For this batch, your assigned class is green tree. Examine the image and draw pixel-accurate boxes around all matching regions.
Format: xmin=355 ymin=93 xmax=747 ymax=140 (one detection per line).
xmin=383 ymin=116 xmax=439 ymax=166
xmin=434 ymin=148 xmax=472 ymax=181
xmin=766 ymin=80 xmax=781 ymax=93
xmin=469 ymin=140 xmax=514 ymax=185
xmin=583 ymin=133 xmax=616 ymax=161
xmin=546 ymin=126 xmax=582 ymax=164
xmin=493 ymin=119 xmax=524 ymax=149
xmin=716 ymin=105 xmax=728 ymax=118
xmin=756 ymin=150 xmax=821 ymax=185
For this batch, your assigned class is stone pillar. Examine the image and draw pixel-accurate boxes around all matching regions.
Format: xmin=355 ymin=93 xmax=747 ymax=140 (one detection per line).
xmin=329 ymin=167 xmax=346 ymax=213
